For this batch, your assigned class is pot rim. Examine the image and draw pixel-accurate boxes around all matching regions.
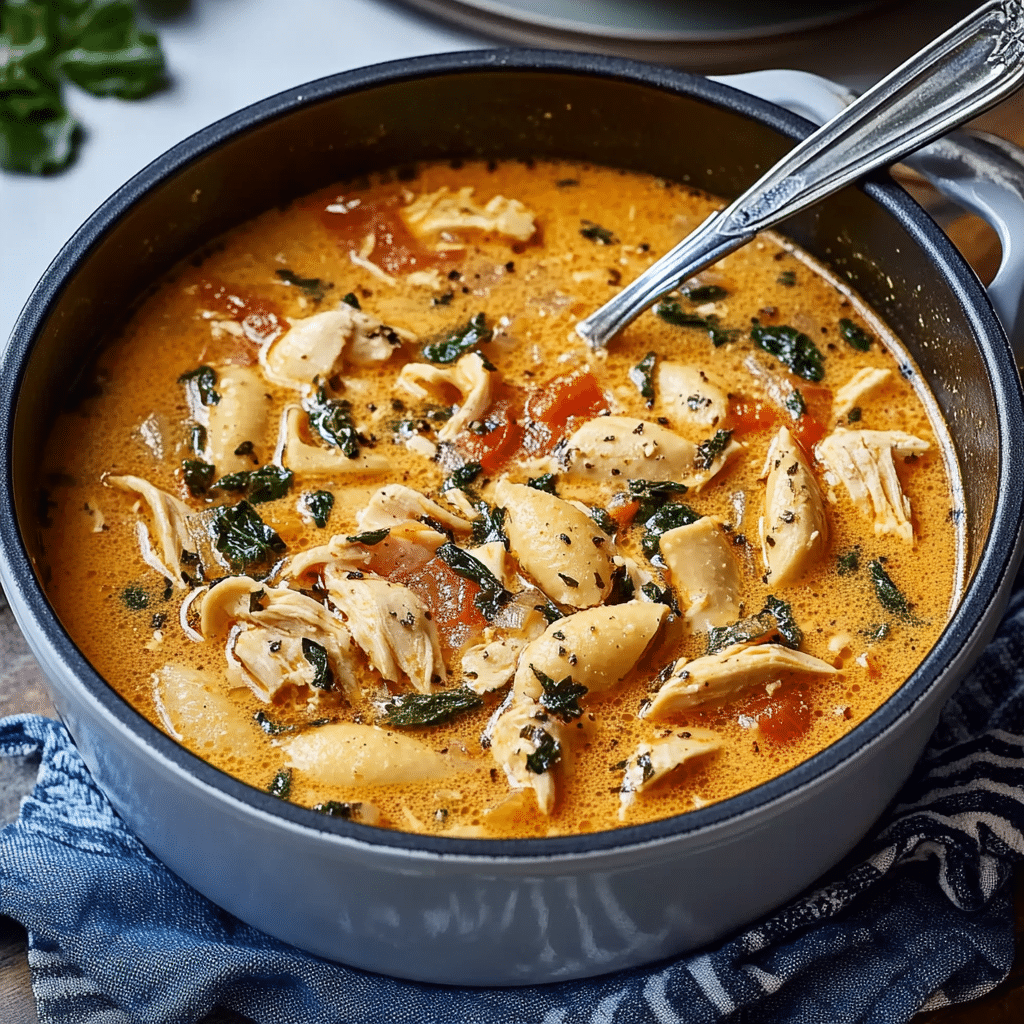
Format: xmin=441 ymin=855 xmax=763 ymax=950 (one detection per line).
xmin=3 ymin=48 xmax=1023 ymax=862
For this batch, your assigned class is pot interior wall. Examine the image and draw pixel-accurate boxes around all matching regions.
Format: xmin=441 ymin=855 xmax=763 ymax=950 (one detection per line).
xmin=15 ymin=66 xmax=995 ymax=605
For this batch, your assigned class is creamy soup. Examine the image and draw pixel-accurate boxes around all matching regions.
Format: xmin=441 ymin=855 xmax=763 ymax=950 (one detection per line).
xmin=40 ymin=159 xmax=962 ymax=838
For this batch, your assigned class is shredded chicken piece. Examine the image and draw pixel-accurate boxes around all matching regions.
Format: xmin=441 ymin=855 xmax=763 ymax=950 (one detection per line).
xmin=462 ymin=637 xmax=527 ymax=695
xmin=644 ymin=643 xmax=838 ymax=718
xmin=105 ymin=474 xmax=199 ymax=588
xmin=660 ymin=517 xmax=740 ymax=631
xmin=397 ymin=351 xmax=496 ymax=443
xmin=324 ymin=571 xmax=446 ymax=692
xmin=758 ymin=427 xmax=829 ymax=587
xmin=815 ymin=427 xmax=929 ymax=543
xmin=496 ymin=480 xmax=614 ymax=608
xmin=618 ymin=728 xmax=721 ymax=818
xmin=487 ymin=698 xmax=567 ymax=815
xmin=561 ymin=416 xmax=742 ymax=489
xmin=833 ymin=367 xmax=891 ymax=420
xmin=260 ymin=305 xmax=410 ymax=392
xmin=512 ymin=601 xmax=668 ymax=702
xmin=284 ymin=723 xmax=469 ymax=786
xmin=401 ymin=186 xmax=536 ymax=243
xmin=199 ymin=578 xmax=358 ymax=701
xmin=356 ymin=484 xmax=472 ymax=535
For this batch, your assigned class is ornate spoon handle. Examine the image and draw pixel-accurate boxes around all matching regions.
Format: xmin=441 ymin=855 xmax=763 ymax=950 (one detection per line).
xmin=576 ymin=0 xmax=1024 ymax=349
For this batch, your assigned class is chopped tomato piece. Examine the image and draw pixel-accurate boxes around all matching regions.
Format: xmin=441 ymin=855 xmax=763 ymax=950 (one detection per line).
xmin=729 ymin=397 xmax=778 ymax=437
xmin=792 ymin=414 xmax=826 ymax=451
xmin=455 ymin=392 xmax=525 ymax=473
xmin=193 ymin=279 xmax=287 ymax=364
xmin=404 ymin=556 xmax=488 ymax=655
xmin=523 ymin=370 xmax=609 ymax=455
xmin=608 ymin=500 xmax=640 ymax=533
xmin=316 ymin=190 xmax=450 ymax=275
xmin=740 ymin=688 xmax=812 ymax=746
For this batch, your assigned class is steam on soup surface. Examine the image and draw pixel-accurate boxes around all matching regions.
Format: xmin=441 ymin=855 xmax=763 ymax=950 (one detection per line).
xmin=41 ymin=159 xmax=962 ymax=838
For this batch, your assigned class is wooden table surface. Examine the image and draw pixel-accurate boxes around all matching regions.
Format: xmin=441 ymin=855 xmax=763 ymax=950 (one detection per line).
xmin=2 ymin=89 xmax=1024 ymax=1024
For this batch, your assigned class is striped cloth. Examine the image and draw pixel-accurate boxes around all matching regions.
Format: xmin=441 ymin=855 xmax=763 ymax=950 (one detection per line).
xmin=3 ymin=588 xmax=1024 ymax=1023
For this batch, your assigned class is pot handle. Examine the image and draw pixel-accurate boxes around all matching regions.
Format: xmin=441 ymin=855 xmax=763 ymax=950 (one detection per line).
xmin=715 ymin=69 xmax=1024 ymax=360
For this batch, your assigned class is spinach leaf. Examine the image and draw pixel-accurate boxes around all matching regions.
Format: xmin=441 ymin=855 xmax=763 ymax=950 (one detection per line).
xmin=839 ymin=318 xmax=873 ymax=351
xmin=863 ymin=622 xmax=891 ymax=643
xmin=470 ymin=502 xmax=508 ymax=548
xmin=580 ymin=220 xmax=617 ymax=245
xmin=532 ymin=666 xmax=587 ymax=721
xmin=776 ymin=270 xmax=796 ymax=287
xmin=534 ymin=599 xmax=563 ymax=625
xmin=869 ymin=559 xmax=913 ymax=619
xmin=640 ymin=503 xmax=701 ymax=561
xmin=653 ymin=300 xmax=739 ymax=347
xmin=303 ymin=490 xmax=334 ymax=528
xmin=681 ymin=283 xmax=728 ymax=302
xmin=521 ymin=725 xmax=562 ymax=774
xmin=848 ymin=407 xmax=862 ymax=423
xmin=304 ymin=386 xmax=361 ymax=458
xmin=381 ymin=687 xmax=483 ymax=727
xmin=606 ymin=562 xmax=636 ymax=605
xmin=190 ymin=424 xmax=207 ymax=455
xmin=751 ymin=323 xmax=825 ymax=382
xmin=211 ymin=464 xmax=293 ymax=504
xmin=342 ymin=292 xmax=361 ymax=309
xmin=694 ymin=429 xmax=734 ymax=471
xmin=443 ymin=462 xmax=482 ymax=492
xmin=177 ymin=365 xmax=220 ymax=405
xmin=267 ymin=768 xmax=292 ymax=799
xmin=784 ymin=389 xmax=806 ymax=419
xmin=641 ymin=582 xmax=680 ymax=614
xmin=629 ymin=351 xmax=657 ymax=407
xmin=346 ymin=528 xmax=390 ymax=546
xmin=313 ymin=800 xmax=364 ymax=819
xmin=837 ymin=548 xmax=860 ymax=575
xmin=589 ymin=506 xmax=618 ymax=536
xmin=437 ymin=541 xmax=513 ymax=621
xmin=706 ymin=596 xmax=803 ymax=655
xmin=627 ymin=478 xmax=690 ymax=525
xmin=0 ymin=0 xmax=166 ymax=174
xmin=527 ymin=473 xmax=558 ymax=495
xmin=422 ymin=313 xmax=488 ymax=364
xmin=301 ymin=637 xmax=333 ymax=691
xmin=211 ymin=500 xmax=286 ymax=573
xmin=275 ymin=268 xmax=329 ymax=302
xmin=182 ymin=459 xmax=215 ymax=496
xmin=120 ymin=585 xmax=148 ymax=611
xmin=253 ymin=710 xmax=294 ymax=736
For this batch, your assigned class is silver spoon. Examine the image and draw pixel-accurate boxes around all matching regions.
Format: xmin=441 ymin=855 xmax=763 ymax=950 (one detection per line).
xmin=575 ymin=0 xmax=1024 ymax=349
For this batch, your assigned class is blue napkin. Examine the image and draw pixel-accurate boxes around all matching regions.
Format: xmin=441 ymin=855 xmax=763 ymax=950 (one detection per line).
xmin=5 ymin=589 xmax=1024 ymax=1024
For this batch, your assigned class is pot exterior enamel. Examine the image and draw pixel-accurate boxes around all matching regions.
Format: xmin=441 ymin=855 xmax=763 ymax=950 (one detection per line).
xmin=2 ymin=52 xmax=1023 ymax=985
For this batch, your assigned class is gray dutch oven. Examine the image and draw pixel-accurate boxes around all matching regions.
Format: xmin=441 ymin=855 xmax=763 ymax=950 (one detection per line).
xmin=2 ymin=51 xmax=1024 ymax=986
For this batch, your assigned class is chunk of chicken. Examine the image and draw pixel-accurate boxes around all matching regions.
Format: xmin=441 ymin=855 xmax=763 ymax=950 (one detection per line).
xmin=833 ymin=367 xmax=891 ymax=420
xmin=324 ymin=571 xmax=446 ymax=692
xmin=495 ymin=480 xmax=614 ymax=608
xmin=278 ymin=405 xmax=389 ymax=474
xmin=660 ymin=518 xmax=740 ymax=631
xmin=152 ymin=664 xmax=263 ymax=759
xmin=561 ymin=416 xmax=742 ymax=489
xmin=260 ymin=305 xmax=409 ymax=391
xmin=356 ymin=484 xmax=473 ymax=535
xmin=618 ymin=728 xmax=722 ymax=818
xmin=106 ymin=474 xmax=203 ymax=587
xmin=397 ymin=352 xmax=496 ymax=443
xmin=488 ymin=699 xmax=567 ymax=815
xmin=657 ymin=363 xmax=729 ymax=434
xmin=205 ymin=365 xmax=272 ymax=473
xmin=461 ymin=636 xmax=527 ymax=694
xmin=401 ymin=186 xmax=536 ymax=244
xmin=758 ymin=427 xmax=829 ymax=587
xmin=815 ymin=427 xmax=930 ymax=543
xmin=513 ymin=601 xmax=668 ymax=702
xmin=199 ymin=578 xmax=358 ymax=701
xmin=644 ymin=643 xmax=838 ymax=718
xmin=284 ymin=723 xmax=470 ymax=786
